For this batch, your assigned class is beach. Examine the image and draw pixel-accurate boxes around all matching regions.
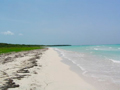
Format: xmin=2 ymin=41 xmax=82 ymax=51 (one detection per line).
xmin=0 ymin=48 xmax=96 ymax=90
xmin=55 ymin=45 xmax=120 ymax=90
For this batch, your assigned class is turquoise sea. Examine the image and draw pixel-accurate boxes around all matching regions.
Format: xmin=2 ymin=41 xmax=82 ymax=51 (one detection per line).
xmin=53 ymin=44 xmax=120 ymax=90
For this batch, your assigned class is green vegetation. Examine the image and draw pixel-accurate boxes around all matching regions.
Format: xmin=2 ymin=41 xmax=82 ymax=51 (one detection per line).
xmin=0 ymin=43 xmax=45 ymax=54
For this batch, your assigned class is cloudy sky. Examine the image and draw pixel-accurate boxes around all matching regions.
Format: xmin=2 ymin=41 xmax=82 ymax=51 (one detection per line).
xmin=0 ymin=0 xmax=120 ymax=45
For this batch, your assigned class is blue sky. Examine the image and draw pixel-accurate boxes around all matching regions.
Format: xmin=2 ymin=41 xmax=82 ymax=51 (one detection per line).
xmin=0 ymin=0 xmax=120 ymax=45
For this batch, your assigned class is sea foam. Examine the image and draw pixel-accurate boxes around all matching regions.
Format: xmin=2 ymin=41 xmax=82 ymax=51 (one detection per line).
xmin=53 ymin=45 xmax=120 ymax=90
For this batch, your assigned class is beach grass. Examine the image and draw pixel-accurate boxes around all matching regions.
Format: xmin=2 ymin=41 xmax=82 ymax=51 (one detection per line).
xmin=0 ymin=43 xmax=45 ymax=54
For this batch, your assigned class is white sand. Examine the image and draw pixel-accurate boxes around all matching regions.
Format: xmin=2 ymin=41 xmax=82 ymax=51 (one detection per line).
xmin=37 ymin=48 xmax=97 ymax=90
xmin=1 ymin=48 xmax=96 ymax=90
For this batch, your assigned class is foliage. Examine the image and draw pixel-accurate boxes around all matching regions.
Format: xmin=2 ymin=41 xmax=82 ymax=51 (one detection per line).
xmin=0 ymin=43 xmax=45 ymax=54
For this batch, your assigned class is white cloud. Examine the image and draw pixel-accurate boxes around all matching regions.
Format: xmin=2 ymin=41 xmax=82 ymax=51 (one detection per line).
xmin=19 ymin=33 xmax=23 ymax=36
xmin=1 ymin=31 xmax=14 ymax=35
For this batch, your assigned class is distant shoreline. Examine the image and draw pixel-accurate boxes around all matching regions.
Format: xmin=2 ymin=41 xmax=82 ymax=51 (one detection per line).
xmin=46 ymin=45 xmax=71 ymax=47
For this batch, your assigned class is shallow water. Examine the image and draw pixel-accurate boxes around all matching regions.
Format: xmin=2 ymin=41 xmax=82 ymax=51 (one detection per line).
xmin=53 ymin=45 xmax=120 ymax=90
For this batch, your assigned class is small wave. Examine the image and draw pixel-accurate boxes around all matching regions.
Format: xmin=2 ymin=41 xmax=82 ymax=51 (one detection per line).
xmin=94 ymin=48 xmax=98 ymax=50
xmin=54 ymin=48 xmax=65 ymax=57
xmin=54 ymin=48 xmax=86 ymax=72
xmin=76 ymin=64 xmax=85 ymax=71
xmin=109 ymin=59 xmax=120 ymax=63
xmin=72 ymin=62 xmax=87 ymax=75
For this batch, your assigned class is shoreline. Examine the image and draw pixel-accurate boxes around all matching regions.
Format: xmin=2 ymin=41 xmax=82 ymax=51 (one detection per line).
xmin=54 ymin=47 xmax=120 ymax=90
xmin=0 ymin=48 xmax=96 ymax=90
xmin=40 ymin=48 xmax=96 ymax=90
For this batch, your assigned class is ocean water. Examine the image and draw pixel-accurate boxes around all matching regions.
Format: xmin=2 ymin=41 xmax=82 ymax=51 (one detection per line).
xmin=53 ymin=45 xmax=120 ymax=90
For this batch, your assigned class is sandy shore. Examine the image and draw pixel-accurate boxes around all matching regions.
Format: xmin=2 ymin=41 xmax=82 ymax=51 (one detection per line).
xmin=0 ymin=48 xmax=96 ymax=90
